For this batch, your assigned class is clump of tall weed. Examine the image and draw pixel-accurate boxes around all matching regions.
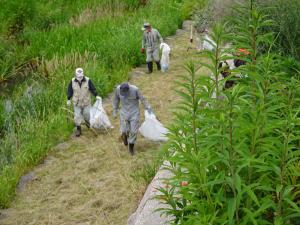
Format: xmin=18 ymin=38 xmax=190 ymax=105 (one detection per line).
xmin=158 ymin=0 xmax=300 ymax=224
xmin=258 ymin=0 xmax=300 ymax=60
xmin=131 ymin=161 xmax=161 ymax=185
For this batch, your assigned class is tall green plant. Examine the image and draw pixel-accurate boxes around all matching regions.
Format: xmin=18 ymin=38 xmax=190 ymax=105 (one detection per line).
xmin=158 ymin=0 xmax=300 ymax=224
xmin=258 ymin=0 xmax=300 ymax=60
xmin=157 ymin=23 xmax=230 ymax=223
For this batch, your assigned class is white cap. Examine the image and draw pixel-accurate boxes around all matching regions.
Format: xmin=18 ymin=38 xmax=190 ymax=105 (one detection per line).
xmin=143 ymin=22 xmax=151 ymax=27
xmin=75 ymin=68 xmax=84 ymax=78
xmin=142 ymin=22 xmax=151 ymax=31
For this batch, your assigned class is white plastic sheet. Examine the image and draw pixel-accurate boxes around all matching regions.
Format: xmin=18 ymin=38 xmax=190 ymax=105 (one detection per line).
xmin=90 ymin=98 xmax=113 ymax=129
xmin=160 ymin=43 xmax=170 ymax=72
xmin=139 ymin=111 xmax=168 ymax=142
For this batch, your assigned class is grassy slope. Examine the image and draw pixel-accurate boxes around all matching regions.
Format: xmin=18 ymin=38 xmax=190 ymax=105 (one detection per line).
xmin=0 ymin=23 xmax=198 ymax=224
xmin=0 ymin=0 xmax=184 ymax=208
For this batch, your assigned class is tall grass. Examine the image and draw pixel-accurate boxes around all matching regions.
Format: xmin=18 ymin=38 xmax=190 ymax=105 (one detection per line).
xmin=0 ymin=0 xmax=158 ymax=85
xmin=0 ymin=0 xmax=187 ymax=208
xmin=258 ymin=0 xmax=300 ymax=60
xmin=158 ymin=0 xmax=300 ymax=224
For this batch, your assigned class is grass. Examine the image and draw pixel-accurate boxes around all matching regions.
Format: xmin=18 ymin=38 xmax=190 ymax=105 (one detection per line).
xmin=0 ymin=0 xmax=189 ymax=208
xmin=0 ymin=132 xmax=160 ymax=224
xmin=258 ymin=0 xmax=300 ymax=60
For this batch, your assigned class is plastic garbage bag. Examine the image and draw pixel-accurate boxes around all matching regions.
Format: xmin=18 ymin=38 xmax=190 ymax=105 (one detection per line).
xmin=90 ymin=98 xmax=113 ymax=129
xmin=203 ymin=33 xmax=216 ymax=51
xmin=160 ymin=43 xmax=171 ymax=72
xmin=139 ymin=111 xmax=168 ymax=141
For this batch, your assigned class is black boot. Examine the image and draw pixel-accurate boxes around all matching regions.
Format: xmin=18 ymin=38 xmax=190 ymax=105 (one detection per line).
xmin=75 ymin=126 xmax=81 ymax=137
xmin=146 ymin=62 xmax=153 ymax=74
xmin=129 ymin=143 xmax=134 ymax=155
xmin=156 ymin=61 xmax=161 ymax=71
xmin=122 ymin=133 xmax=128 ymax=146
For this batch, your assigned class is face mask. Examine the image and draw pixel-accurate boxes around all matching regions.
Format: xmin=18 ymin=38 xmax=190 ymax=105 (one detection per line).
xmin=75 ymin=68 xmax=84 ymax=81
xmin=76 ymin=75 xmax=83 ymax=81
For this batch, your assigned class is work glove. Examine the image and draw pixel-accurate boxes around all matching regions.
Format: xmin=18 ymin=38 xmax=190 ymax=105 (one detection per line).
xmin=67 ymin=100 xmax=71 ymax=107
xmin=96 ymin=96 xmax=102 ymax=100
xmin=141 ymin=48 xmax=145 ymax=54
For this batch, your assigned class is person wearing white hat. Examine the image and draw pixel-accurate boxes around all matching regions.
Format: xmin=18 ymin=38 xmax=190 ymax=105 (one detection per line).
xmin=141 ymin=23 xmax=163 ymax=74
xmin=67 ymin=68 xmax=101 ymax=137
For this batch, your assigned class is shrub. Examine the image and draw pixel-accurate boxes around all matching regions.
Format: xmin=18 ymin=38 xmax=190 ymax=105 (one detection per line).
xmin=258 ymin=0 xmax=300 ymax=60
xmin=181 ymin=0 xmax=207 ymax=19
xmin=158 ymin=1 xmax=300 ymax=224
xmin=5 ymin=0 xmax=37 ymax=38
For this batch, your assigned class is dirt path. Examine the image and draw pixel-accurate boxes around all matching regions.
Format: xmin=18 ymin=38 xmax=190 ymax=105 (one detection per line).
xmin=0 ymin=21 xmax=199 ymax=225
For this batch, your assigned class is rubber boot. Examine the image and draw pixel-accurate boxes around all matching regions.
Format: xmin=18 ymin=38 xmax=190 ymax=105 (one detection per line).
xmin=156 ymin=61 xmax=161 ymax=71
xmin=146 ymin=62 xmax=153 ymax=74
xmin=122 ymin=133 xmax=128 ymax=146
xmin=129 ymin=143 xmax=135 ymax=155
xmin=75 ymin=126 xmax=81 ymax=137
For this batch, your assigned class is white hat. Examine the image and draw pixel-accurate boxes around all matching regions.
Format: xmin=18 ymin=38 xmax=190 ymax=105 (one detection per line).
xmin=143 ymin=22 xmax=151 ymax=27
xmin=141 ymin=22 xmax=151 ymax=31
xmin=75 ymin=68 xmax=84 ymax=78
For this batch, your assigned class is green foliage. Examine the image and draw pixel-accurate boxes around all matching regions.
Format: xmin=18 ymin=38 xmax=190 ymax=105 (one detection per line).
xmin=0 ymin=113 xmax=72 ymax=207
xmin=181 ymin=0 xmax=208 ymax=19
xmin=258 ymin=0 xmax=300 ymax=60
xmin=131 ymin=160 xmax=161 ymax=185
xmin=194 ymin=3 xmax=214 ymax=32
xmin=131 ymin=148 xmax=166 ymax=185
xmin=0 ymin=98 xmax=4 ymax=136
xmin=5 ymin=0 xmax=36 ymax=37
xmin=122 ymin=0 xmax=147 ymax=10
xmin=158 ymin=1 xmax=300 ymax=224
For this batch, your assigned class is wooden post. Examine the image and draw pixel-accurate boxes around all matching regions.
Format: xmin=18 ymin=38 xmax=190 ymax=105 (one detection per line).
xmin=190 ymin=25 xmax=193 ymax=43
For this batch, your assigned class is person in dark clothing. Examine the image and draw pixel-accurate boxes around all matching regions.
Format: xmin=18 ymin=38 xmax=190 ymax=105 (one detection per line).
xmin=219 ymin=61 xmax=235 ymax=89
xmin=234 ymin=48 xmax=250 ymax=68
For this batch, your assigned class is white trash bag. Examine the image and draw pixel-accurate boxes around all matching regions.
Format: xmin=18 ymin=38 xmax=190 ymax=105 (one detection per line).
xmin=160 ymin=43 xmax=171 ymax=72
xmin=139 ymin=111 xmax=168 ymax=141
xmin=202 ymin=33 xmax=216 ymax=51
xmin=90 ymin=97 xmax=113 ymax=129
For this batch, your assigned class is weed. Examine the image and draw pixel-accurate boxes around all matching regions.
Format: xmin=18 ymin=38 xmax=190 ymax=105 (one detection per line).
xmin=158 ymin=0 xmax=300 ymax=224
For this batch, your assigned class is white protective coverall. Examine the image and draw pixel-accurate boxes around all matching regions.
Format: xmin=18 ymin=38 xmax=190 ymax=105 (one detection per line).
xmin=113 ymin=83 xmax=151 ymax=144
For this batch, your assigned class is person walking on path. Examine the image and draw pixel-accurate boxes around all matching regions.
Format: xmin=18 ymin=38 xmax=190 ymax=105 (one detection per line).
xmin=113 ymin=82 xmax=152 ymax=155
xmin=141 ymin=23 xmax=163 ymax=74
xmin=67 ymin=67 xmax=101 ymax=137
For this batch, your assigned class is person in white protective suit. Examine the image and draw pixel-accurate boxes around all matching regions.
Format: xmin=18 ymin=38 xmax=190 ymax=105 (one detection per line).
xmin=141 ymin=23 xmax=164 ymax=74
xmin=67 ymin=68 xmax=101 ymax=137
xmin=113 ymin=82 xmax=152 ymax=155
